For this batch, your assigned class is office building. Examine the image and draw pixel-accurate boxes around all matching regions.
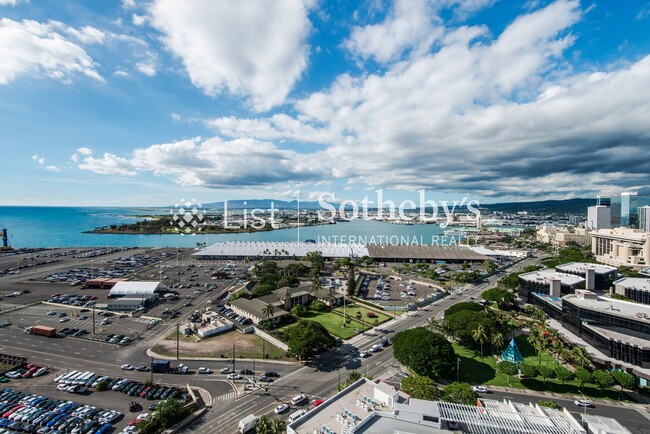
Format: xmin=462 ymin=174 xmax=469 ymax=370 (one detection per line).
xmin=287 ymin=377 xmax=627 ymax=434
xmin=613 ymin=277 xmax=650 ymax=305
xmin=554 ymin=262 xmax=617 ymax=290
xmin=591 ymin=228 xmax=650 ymax=269
xmin=608 ymin=192 xmax=650 ymax=228
xmin=639 ymin=206 xmax=650 ymax=232
xmin=586 ymin=205 xmax=610 ymax=230
xmin=518 ymin=269 xmax=585 ymax=304
xmin=536 ymin=224 xmax=590 ymax=247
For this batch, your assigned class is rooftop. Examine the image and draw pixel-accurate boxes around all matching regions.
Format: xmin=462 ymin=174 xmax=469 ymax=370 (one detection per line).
xmin=562 ymin=294 xmax=650 ymax=321
xmin=581 ymin=414 xmax=631 ymax=434
xmin=108 ymin=281 xmax=161 ymax=296
xmin=229 ymin=298 xmax=288 ymax=320
xmin=519 ymin=270 xmax=585 ymax=286
xmin=555 ymin=262 xmax=618 ymax=275
xmin=193 ymin=241 xmax=369 ymax=258
xmin=614 ymin=277 xmax=650 ymax=292
xmin=365 ymin=244 xmax=489 ymax=261
xmin=582 ymin=323 xmax=650 ymax=349
xmin=591 ymin=228 xmax=649 ymax=242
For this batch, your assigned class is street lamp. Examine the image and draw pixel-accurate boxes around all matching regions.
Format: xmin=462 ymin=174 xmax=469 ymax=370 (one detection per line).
xmin=457 ymin=357 xmax=460 ymax=383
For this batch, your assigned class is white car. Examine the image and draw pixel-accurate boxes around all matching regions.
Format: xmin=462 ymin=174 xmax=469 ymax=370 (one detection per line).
xmin=59 ymin=317 xmax=70 ymax=323
xmin=227 ymin=373 xmax=241 ymax=380
xmin=574 ymin=400 xmax=591 ymax=408
xmin=121 ymin=364 xmax=134 ymax=370
xmin=274 ymin=404 xmax=289 ymax=414
xmin=220 ymin=367 xmax=232 ymax=374
xmin=197 ymin=367 xmax=212 ymax=374
xmin=370 ymin=344 xmax=381 ymax=352
xmin=472 ymin=385 xmax=488 ymax=393
xmin=359 ymin=350 xmax=369 ymax=358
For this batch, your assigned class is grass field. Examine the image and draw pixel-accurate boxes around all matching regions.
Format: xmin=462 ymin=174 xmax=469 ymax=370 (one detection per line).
xmin=453 ymin=335 xmax=630 ymax=401
xmin=283 ymin=304 xmax=392 ymax=339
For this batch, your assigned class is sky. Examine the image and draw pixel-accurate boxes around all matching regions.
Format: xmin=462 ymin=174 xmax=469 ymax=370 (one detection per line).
xmin=1 ymin=0 xmax=649 ymax=207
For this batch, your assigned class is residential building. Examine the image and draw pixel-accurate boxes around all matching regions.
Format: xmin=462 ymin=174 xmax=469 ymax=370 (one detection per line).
xmin=591 ymin=227 xmax=650 ymax=269
xmin=613 ymin=277 xmax=650 ymax=305
xmin=639 ymin=205 xmax=650 ymax=232
xmin=287 ymin=377 xmax=624 ymax=434
xmin=229 ymin=298 xmax=288 ymax=324
xmin=587 ymin=205 xmax=611 ymax=230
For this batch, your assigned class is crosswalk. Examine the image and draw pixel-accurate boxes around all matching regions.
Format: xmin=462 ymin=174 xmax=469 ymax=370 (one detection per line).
xmin=636 ymin=409 xmax=650 ymax=423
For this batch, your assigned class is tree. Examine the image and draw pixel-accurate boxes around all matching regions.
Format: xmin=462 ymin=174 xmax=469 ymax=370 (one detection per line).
xmin=612 ymin=371 xmax=635 ymax=393
xmin=575 ymin=368 xmax=593 ymax=388
xmin=481 ymin=287 xmax=515 ymax=308
xmin=291 ymin=304 xmax=307 ymax=317
xmin=270 ymin=417 xmax=286 ymax=434
xmin=284 ymin=262 xmax=309 ymax=277
xmin=443 ymin=382 xmax=478 ymax=405
xmin=253 ymin=283 xmax=276 ymax=297
xmin=310 ymin=300 xmax=327 ymax=312
xmin=276 ymin=275 xmax=299 ymax=288
xmin=262 ymin=304 xmax=276 ymax=322
xmin=518 ymin=364 xmax=538 ymax=379
xmin=393 ymin=328 xmax=455 ymax=379
xmin=593 ymin=370 xmax=614 ymax=390
xmin=537 ymin=365 xmax=556 ymax=385
xmin=305 ymin=251 xmax=325 ymax=272
xmin=472 ymin=324 xmax=488 ymax=359
xmin=497 ymin=361 xmax=517 ymax=383
xmin=254 ymin=261 xmax=280 ymax=277
xmin=339 ymin=371 xmax=363 ymax=391
xmin=491 ymin=332 xmax=504 ymax=356
xmin=573 ymin=346 xmax=591 ymax=369
xmin=256 ymin=415 xmax=272 ymax=434
xmin=537 ymin=400 xmax=561 ymax=410
xmin=286 ymin=320 xmax=336 ymax=359
xmin=155 ymin=399 xmax=187 ymax=429
xmin=554 ymin=366 xmax=574 ymax=385
xmin=401 ymin=374 xmax=441 ymax=400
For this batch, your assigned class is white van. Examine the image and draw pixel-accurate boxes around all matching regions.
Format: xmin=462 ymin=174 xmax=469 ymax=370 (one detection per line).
xmin=291 ymin=394 xmax=308 ymax=406
xmin=288 ymin=409 xmax=307 ymax=423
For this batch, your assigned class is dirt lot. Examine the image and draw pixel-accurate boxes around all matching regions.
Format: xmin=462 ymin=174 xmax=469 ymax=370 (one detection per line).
xmin=151 ymin=329 xmax=287 ymax=360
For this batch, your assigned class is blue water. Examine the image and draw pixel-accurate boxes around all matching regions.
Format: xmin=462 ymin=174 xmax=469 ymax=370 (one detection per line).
xmin=0 ymin=206 xmax=456 ymax=248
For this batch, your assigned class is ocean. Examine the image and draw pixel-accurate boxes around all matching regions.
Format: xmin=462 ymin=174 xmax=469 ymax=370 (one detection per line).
xmin=0 ymin=206 xmax=457 ymax=248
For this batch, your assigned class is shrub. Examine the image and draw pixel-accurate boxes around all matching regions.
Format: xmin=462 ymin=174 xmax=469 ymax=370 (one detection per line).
xmin=310 ymin=300 xmax=327 ymax=312
xmin=518 ymin=363 xmax=538 ymax=379
xmin=538 ymin=400 xmax=561 ymax=410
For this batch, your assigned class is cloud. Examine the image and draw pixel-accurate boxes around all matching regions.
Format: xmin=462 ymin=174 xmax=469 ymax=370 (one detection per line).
xmin=0 ymin=0 xmax=25 ymax=5
xmin=149 ymin=0 xmax=313 ymax=111
xmin=45 ymin=165 xmax=60 ymax=172
xmin=135 ymin=58 xmax=156 ymax=76
xmin=345 ymin=0 xmax=443 ymax=63
xmin=121 ymin=0 xmax=136 ymax=9
xmin=0 ymin=18 xmax=103 ymax=84
xmin=637 ymin=3 xmax=650 ymax=20
xmin=77 ymin=147 xmax=93 ymax=155
xmin=79 ymin=153 xmax=136 ymax=176
xmin=32 ymin=155 xmax=44 ymax=166
xmin=113 ymin=70 xmax=129 ymax=77
xmin=132 ymin=14 xmax=146 ymax=26
xmin=78 ymin=137 xmax=327 ymax=187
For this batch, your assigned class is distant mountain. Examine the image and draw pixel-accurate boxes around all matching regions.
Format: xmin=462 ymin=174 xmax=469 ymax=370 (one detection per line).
xmin=480 ymin=198 xmax=595 ymax=214
xmin=199 ymin=197 xmax=595 ymax=214
xmin=201 ymin=199 xmax=323 ymax=210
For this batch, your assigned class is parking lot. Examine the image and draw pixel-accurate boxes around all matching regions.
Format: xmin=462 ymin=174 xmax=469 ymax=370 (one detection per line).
xmin=0 ymin=304 xmax=156 ymax=345
xmin=358 ymin=274 xmax=443 ymax=309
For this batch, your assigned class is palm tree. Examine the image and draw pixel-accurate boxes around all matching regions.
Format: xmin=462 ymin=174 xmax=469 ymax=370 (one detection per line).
xmin=347 ymin=370 xmax=361 ymax=383
xmin=491 ymin=332 xmax=504 ymax=356
xmin=282 ymin=288 xmax=293 ymax=310
xmin=262 ymin=304 xmax=275 ymax=322
xmin=256 ymin=415 xmax=272 ymax=434
xmin=472 ymin=324 xmax=488 ymax=359
xmin=573 ymin=345 xmax=591 ymax=369
xmin=270 ymin=417 xmax=286 ymax=434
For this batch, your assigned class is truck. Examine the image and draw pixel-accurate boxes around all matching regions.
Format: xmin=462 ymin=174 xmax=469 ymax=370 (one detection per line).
xmin=151 ymin=359 xmax=189 ymax=374
xmin=238 ymin=414 xmax=259 ymax=433
xmin=31 ymin=326 xmax=56 ymax=337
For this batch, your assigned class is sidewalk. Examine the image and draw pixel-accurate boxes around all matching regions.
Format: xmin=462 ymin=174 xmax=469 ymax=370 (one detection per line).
xmin=145 ymin=347 xmax=300 ymax=365
xmin=487 ymin=384 xmax=649 ymax=410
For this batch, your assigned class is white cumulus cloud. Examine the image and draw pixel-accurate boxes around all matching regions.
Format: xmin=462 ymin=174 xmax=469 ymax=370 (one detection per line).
xmin=149 ymin=0 xmax=313 ymax=111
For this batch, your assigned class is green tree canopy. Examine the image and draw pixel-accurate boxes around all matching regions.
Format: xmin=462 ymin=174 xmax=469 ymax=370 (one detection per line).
xmin=497 ymin=361 xmax=518 ymax=376
xmin=443 ymin=308 xmax=500 ymax=347
xmin=537 ymin=400 xmax=562 ymax=410
xmin=481 ymin=287 xmax=516 ymax=308
xmin=310 ymin=300 xmax=327 ymax=312
xmin=284 ymin=262 xmax=310 ymax=277
xmin=286 ymin=320 xmax=336 ymax=359
xmin=554 ymin=366 xmax=574 ymax=384
xmin=253 ymin=283 xmax=276 ymax=297
xmin=612 ymin=371 xmax=635 ymax=391
xmin=444 ymin=302 xmax=484 ymax=317
xmin=254 ymin=261 xmax=280 ymax=277
xmin=518 ymin=363 xmax=538 ymax=378
xmin=155 ymin=398 xmax=187 ymax=429
xmin=537 ymin=365 xmax=556 ymax=384
xmin=575 ymin=368 xmax=594 ymax=388
xmin=400 ymin=374 xmax=441 ymax=400
xmin=443 ymin=382 xmax=478 ymax=405
xmin=276 ymin=275 xmax=300 ymax=288
xmin=291 ymin=304 xmax=307 ymax=317
xmin=593 ymin=370 xmax=614 ymax=390
xmin=393 ymin=328 xmax=455 ymax=379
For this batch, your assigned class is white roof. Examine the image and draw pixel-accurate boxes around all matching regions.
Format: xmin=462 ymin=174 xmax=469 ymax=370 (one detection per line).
xmin=563 ymin=294 xmax=650 ymax=320
xmin=556 ymin=262 xmax=617 ymax=275
xmin=519 ymin=270 xmax=585 ymax=286
xmin=109 ymin=281 xmax=160 ymax=296
xmin=581 ymin=414 xmax=631 ymax=434
xmin=193 ymin=241 xmax=369 ymax=258
xmin=614 ymin=277 xmax=650 ymax=292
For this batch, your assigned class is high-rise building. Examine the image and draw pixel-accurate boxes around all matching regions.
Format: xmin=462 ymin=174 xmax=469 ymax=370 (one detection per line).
xmin=587 ymin=205 xmax=611 ymax=230
xmin=639 ymin=206 xmax=650 ymax=232
xmin=608 ymin=192 xmax=650 ymax=228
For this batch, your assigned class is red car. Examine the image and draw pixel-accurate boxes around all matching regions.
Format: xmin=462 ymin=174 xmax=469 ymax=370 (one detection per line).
xmin=313 ymin=399 xmax=325 ymax=407
xmin=366 ymin=312 xmax=377 ymax=318
xmin=140 ymin=386 xmax=152 ymax=398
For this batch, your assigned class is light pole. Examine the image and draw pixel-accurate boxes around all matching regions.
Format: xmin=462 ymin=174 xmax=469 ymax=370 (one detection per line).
xmin=92 ymin=306 xmax=96 ymax=335
xmin=176 ymin=324 xmax=180 ymax=360
xmin=457 ymin=357 xmax=460 ymax=383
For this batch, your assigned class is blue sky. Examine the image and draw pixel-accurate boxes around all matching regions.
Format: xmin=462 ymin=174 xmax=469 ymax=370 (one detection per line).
xmin=1 ymin=0 xmax=649 ymax=207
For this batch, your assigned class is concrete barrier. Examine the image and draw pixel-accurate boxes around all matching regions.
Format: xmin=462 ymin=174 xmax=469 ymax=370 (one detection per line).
xmin=253 ymin=327 xmax=289 ymax=352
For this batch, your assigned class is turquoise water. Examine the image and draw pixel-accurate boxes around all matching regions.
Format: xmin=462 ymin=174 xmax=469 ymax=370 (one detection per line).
xmin=0 ymin=206 xmax=455 ymax=248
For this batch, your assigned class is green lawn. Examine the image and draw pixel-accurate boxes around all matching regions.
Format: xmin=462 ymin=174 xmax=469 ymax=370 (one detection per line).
xmin=453 ymin=335 xmax=631 ymax=401
xmin=287 ymin=304 xmax=392 ymax=340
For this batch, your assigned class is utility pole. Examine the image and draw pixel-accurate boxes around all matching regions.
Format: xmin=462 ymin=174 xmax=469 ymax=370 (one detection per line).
xmin=176 ymin=324 xmax=180 ymax=360
xmin=92 ymin=306 xmax=96 ymax=335
xmin=150 ymin=356 xmax=153 ymax=384
xmin=232 ymin=342 xmax=236 ymax=374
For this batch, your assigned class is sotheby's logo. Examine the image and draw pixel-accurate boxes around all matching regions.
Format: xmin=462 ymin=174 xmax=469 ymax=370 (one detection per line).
xmin=170 ymin=199 xmax=205 ymax=235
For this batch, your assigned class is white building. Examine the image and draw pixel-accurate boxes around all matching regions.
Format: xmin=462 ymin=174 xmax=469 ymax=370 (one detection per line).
xmin=587 ymin=206 xmax=611 ymax=230
xmin=639 ymin=206 xmax=650 ymax=232
xmin=591 ymin=228 xmax=650 ymax=269
xmin=536 ymin=224 xmax=591 ymax=246
xmin=287 ymin=377 xmax=628 ymax=434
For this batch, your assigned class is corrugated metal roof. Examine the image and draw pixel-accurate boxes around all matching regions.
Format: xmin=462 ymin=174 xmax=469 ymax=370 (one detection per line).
xmin=109 ymin=281 xmax=160 ymax=296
